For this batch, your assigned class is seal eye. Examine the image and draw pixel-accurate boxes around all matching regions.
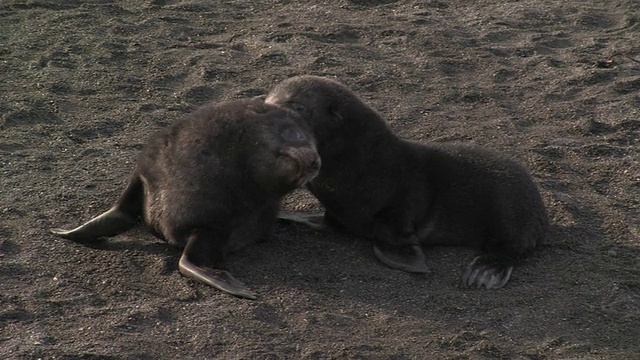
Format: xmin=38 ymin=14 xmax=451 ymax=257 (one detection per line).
xmin=287 ymin=101 xmax=306 ymax=113
xmin=281 ymin=126 xmax=305 ymax=142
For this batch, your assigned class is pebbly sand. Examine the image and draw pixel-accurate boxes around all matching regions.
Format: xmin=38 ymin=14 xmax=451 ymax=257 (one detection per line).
xmin=1 ymin=1 xmax=639 ymax=359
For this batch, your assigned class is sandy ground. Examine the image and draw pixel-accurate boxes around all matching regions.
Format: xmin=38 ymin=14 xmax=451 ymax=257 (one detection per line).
xmin=1 ymin=0 xmax=639 ymax=359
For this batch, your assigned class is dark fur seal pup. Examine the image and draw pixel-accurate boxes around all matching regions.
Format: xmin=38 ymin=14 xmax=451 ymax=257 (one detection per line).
xmin=50 ymin=98 xmax=320 ymax=300
xmin=265 ymin=75 xmax=549 ymax=289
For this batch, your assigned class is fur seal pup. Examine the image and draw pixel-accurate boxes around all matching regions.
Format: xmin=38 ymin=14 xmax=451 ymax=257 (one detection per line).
xmin=50 ymin=98 xmax=320 ymax=299
xmin=265 ymin=75 xmax=549 ymax=289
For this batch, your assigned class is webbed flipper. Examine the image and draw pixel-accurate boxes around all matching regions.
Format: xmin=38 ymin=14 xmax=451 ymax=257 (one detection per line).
xmin=50 ymin=207 xmax=137 ymax=242
xmin=373 ymin=243 xmax=430 ymax=274
xmin=50 ymin=174 xmax=142 ymax=242
xmin=179 ymin=254 xmax=257 ymax=300
xmin=178 ymin=231 xmax=257 ymax=300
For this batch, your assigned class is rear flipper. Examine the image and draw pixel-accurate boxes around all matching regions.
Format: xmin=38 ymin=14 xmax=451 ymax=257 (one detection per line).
xmin=373 ymin=242 xmax=430 ymax=274
xmin=178 ymin=232 xmax=256 ymax=300
xmin=462 ymin=254 xmax=514 ymax=289
xmin=277 ymin=211 xmax=330 ymax=232
xmin=50 ymin=174 xmax=142 ymax=242
xmin=50 ymin=207 xmax=138 ymax=242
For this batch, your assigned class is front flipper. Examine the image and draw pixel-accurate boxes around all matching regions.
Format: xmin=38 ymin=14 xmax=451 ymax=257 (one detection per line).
xmin=178 ymin=231 xmax=256 ymax=300
xmin=373 ymin=243 xmax=430 ymax=274
xmin=277 ymin=211 xmax=330 ymax=232
xmin=50 ymin=207 xmax=138 ymax=242
xmin=462 ymin=255 xmax=514 ymax=289
xmin=178 ymin=254 xmax=256 ymax=300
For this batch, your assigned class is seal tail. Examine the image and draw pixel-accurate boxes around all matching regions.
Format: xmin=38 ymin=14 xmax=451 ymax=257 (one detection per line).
xmin=50 ymin=174 xmax=143 ymax=242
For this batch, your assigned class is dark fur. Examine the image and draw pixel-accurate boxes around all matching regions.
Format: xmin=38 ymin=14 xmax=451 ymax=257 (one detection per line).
xmin=266 ymin=75 xmax=549 ymax=289
xmin=51 ymin=98 xmax=320 ymax=299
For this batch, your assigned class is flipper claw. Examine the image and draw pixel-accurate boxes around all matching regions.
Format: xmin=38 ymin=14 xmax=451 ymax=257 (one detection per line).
xmin=462 ymin=255 xmax=513 ymax=289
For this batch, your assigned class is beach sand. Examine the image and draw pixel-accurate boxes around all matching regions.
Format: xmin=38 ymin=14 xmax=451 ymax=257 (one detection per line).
xmin=1 ymin=1 xmax=639 ymax=358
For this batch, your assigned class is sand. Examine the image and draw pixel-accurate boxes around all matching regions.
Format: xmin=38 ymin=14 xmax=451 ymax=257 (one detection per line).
xmin=1 ymin=0 xmax=639 ymax=359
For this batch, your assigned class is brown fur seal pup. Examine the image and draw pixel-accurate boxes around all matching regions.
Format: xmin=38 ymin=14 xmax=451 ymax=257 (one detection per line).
xmin=265 ymin=75 xmax=549 ymax=289
xmin=50 ymin=98 xmax=320 ymax=299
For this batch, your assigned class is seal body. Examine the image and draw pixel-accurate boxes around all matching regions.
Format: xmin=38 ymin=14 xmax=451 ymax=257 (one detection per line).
xmin=51 ymin=98 xmax=320 ymax=299
xmin=266 ymin=75 xmax=549 ymax=289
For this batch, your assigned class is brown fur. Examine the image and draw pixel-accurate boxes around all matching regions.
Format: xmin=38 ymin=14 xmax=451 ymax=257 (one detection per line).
xmin=51 ymin=98 xmax=320 ymax=299
xmin=266 ymin=75 xmax=549 ymax=289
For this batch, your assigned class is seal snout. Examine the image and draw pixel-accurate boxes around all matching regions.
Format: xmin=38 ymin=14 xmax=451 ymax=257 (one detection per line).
xmin=280 ymin=146 xmax=321 ymax=187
